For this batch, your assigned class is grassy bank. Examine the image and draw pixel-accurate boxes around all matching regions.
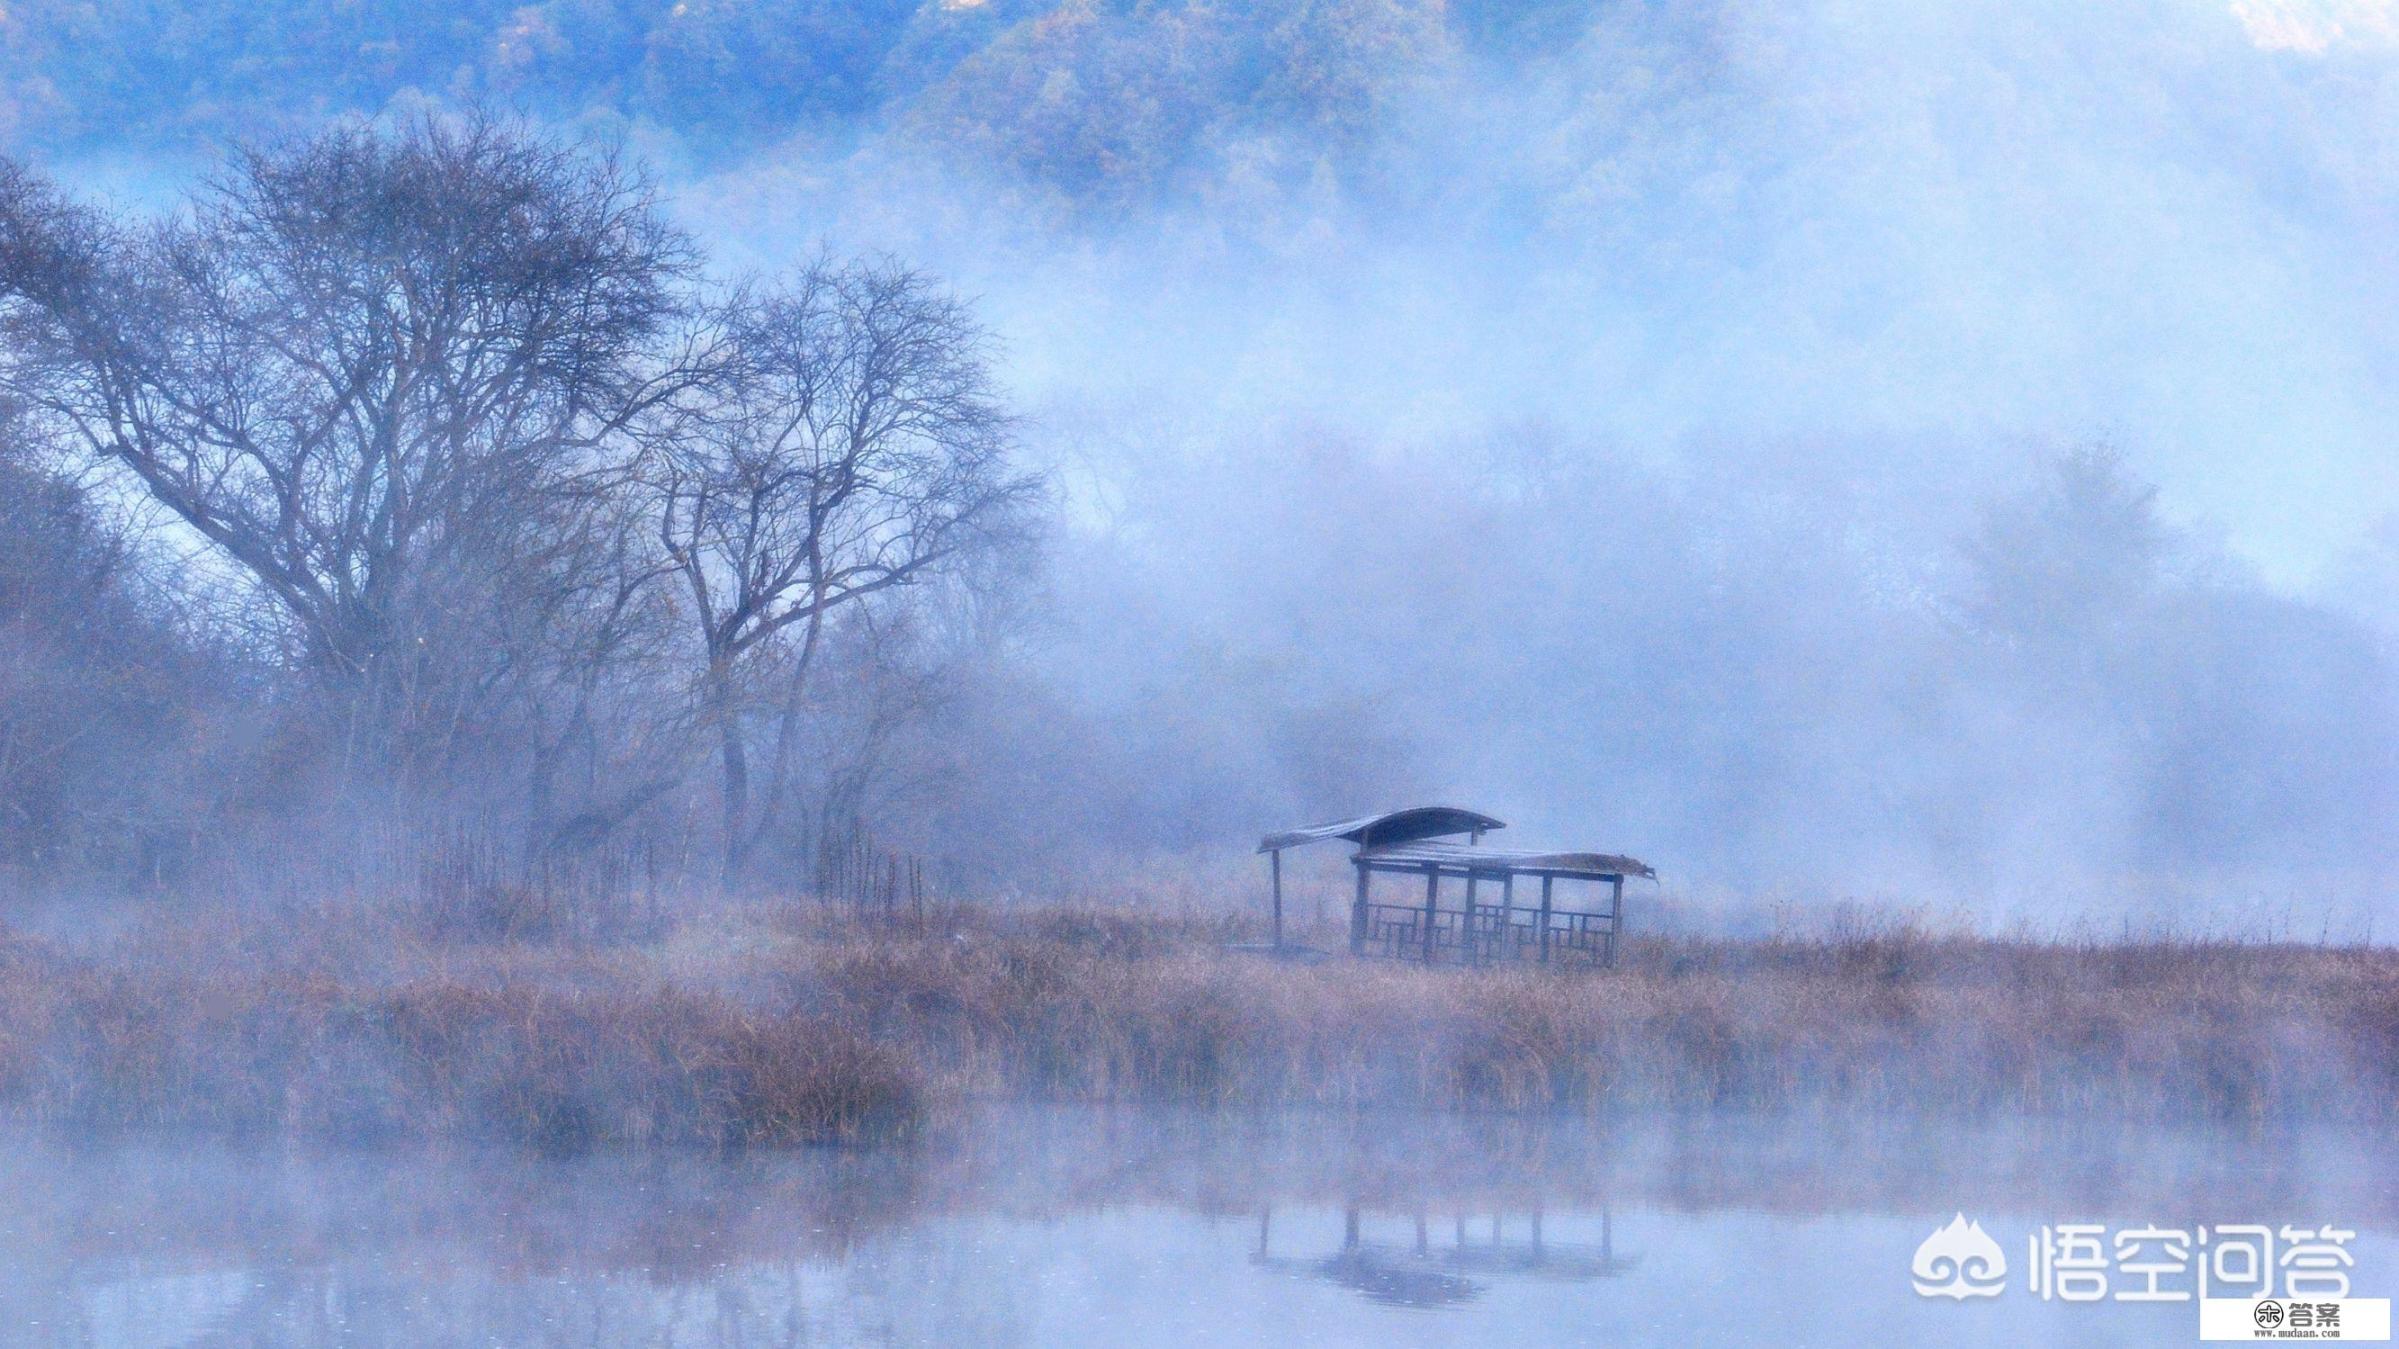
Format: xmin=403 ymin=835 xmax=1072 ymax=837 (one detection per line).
xmin=0 ymin=899 xmax=2394 ymax=1150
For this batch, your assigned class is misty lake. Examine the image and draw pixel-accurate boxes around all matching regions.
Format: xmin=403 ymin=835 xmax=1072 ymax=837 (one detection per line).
xmin=1 ymin=1108 xmax=2389 ymax=1347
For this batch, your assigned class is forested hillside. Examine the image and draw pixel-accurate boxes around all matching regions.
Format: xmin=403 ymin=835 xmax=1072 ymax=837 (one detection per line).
xmin=4 ymin=1 xmax=2398 ymax=914
xmin=2 ymin=0 xmax=1560 ymax=190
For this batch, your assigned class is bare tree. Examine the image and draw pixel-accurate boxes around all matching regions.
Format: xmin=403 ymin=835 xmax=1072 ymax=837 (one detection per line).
xmin=0 ymin=118 xmax=700 ymax=800
xmin=649 ymin=258 xmax=1039 ymax=880
xmin=0 ymin=390 xmax=222 ymax=875
xmin=499 ymin=484 xmax=694 ymax=852
xmin=3 ymin=131 xmax=1048 ymax=890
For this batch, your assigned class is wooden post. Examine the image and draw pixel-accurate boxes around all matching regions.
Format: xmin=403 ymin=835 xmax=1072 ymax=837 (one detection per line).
xmin=1608 ymin=875 xmax=1624 ymax=967
xmin=1538 ymin=875 xmax=1554 ymax=964
xmin=1422 ymin=868 xmax=1439 ymax=964
xmin=1463 ymin=873 xmax=1479 ymax=964
xmin=1270 ymin=848 xmax=1284 ymax=948
xmin=1351 ymin=863 xmax=1370 ymax=955
xmin=1501 ymin=873 xmax=1515 ymax=962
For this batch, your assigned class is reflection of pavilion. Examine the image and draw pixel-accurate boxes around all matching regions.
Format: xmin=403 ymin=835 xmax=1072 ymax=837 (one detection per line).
xmin=1250 ymin=1202 xmax=1637 ymax=1309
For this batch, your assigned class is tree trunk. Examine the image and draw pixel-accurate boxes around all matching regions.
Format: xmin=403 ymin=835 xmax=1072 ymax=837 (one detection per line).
xmin=708 ymin=657 xmax=749 ymax=885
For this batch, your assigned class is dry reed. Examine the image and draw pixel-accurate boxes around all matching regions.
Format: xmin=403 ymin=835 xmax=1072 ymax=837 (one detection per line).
xmin=1 ymin=899 xmax=2393 ymax=1150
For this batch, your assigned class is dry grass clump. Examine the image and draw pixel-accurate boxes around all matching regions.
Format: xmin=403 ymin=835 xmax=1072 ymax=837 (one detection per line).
xmin=782 ymin=912 xmax=2399 ymax=1125
xmin=372 ymin=980 xmax=922 ymax=1151
xmin=1 ymin=898 xmax=2394 ymax=1150
xmin=0 ymin=925 xmax=923 ymax=1151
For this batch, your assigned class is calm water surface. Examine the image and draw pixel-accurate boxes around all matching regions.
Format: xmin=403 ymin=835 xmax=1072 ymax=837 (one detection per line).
xmin=1 ymin=1108 xmax=2391 ymax=1346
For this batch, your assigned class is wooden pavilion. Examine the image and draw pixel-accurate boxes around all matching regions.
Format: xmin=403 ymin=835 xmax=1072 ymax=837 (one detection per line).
xmin=1257 ymin=807 xmax=1653 ymax=967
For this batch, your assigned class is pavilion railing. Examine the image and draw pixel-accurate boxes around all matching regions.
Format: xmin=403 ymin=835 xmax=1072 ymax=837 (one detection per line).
xmin=1360 ymin=899 xmax=1617 ymax=967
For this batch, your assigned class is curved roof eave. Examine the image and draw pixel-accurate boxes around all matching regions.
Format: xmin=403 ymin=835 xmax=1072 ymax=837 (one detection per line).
xmin=1259 ymin=806 xmax=1505 ymax=854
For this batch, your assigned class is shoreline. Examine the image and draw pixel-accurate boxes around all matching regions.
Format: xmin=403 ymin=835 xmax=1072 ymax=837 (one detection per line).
xmin=2 ymin=902 xmax=2394 ymax=1152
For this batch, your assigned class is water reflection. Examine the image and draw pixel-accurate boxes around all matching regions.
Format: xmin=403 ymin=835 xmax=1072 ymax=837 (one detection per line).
xmin=1253 ymin=1203 xmax=1636 ymax=1309
xmin=1 ymin=1108 xmax=2392 ymax=1346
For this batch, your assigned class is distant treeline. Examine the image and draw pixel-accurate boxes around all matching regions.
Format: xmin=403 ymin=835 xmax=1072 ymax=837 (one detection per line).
xmin=1 ymin=114 xmax=2395 ymax=899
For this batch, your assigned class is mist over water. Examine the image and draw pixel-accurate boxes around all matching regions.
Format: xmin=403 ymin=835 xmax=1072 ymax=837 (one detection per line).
xmin=4 ymin=1107 xmax=2388 ymax=1346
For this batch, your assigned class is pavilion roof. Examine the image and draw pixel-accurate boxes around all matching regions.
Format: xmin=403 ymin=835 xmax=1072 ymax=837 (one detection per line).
xmin=1258 ymin=806 xmax=1504 ymax=854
